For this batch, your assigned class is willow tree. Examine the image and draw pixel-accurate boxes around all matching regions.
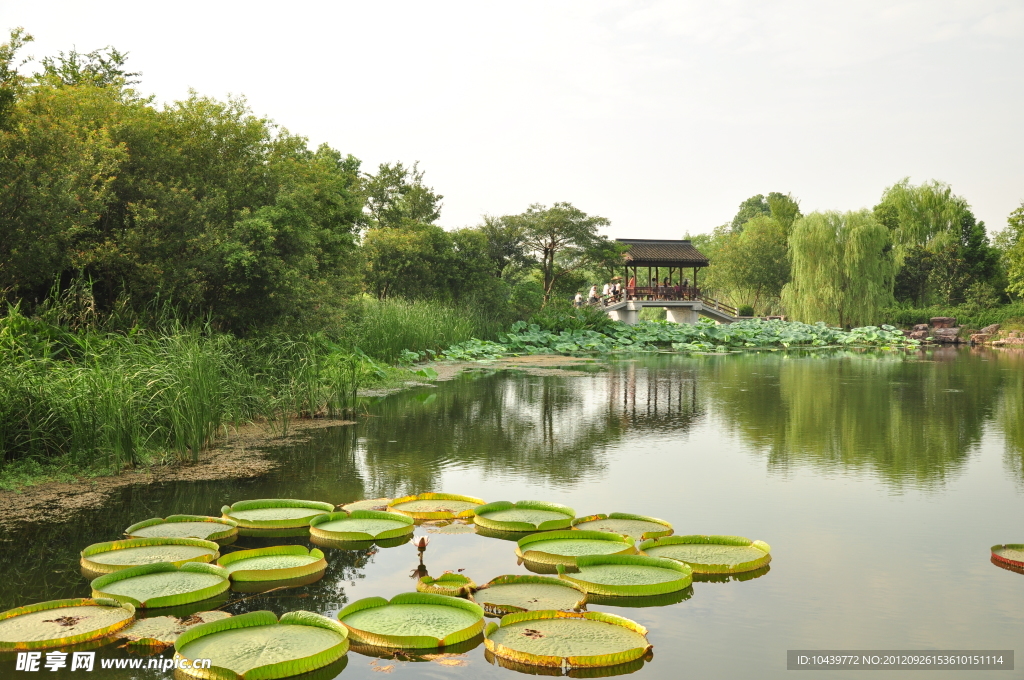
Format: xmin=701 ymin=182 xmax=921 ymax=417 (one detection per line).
xmin=782 ymin=211 xmax=894 ymax=327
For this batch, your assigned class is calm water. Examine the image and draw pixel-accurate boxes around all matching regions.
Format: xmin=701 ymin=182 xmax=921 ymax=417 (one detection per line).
xmin=2 ymin=348 xmax=1023 ymax=679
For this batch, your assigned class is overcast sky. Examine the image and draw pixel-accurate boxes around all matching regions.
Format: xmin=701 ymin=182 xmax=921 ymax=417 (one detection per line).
xmin=4 ymin=1 xmax=1022 ymax=238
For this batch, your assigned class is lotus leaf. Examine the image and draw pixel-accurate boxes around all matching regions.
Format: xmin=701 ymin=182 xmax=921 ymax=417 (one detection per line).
xmin=91 ymin=562 xmax=230 ymax=609
xmin=484 ymin=610 xmax=651 ymax=668
xmin=125 ymin=515 xmax=238 ymax=541
xmin=309 ymin=510 xmax=413 ymax=542
xmin=571 ymin=513 xmax=672 ymax=540
xmin=474 ymin=501 xmax=576 ymax=532
xmin=475 ymin=576 xmax=587 ymax=616
xmin=639 ymin=535 xmax=771 ymax=573
xmin=81 ymin=538 xmax=220 ymax=574
xmin=221 ymin=499 xmax=334 ymax=530
xmin=217 ymin=546 xmax=327 ymax=582
xmin=556 ymin=555 xmax=692 ymax=597
xmin=516 ymin=531 xmax=636 ymax=566
xmin=417 ymin=573 xmax=477 ymax=597
xmin=174 ymin=610 xmax=348 ymax=679
xmin=116 ymin=611 xmax=230 ymax=646
xmin=991 ymin=544 xmax=1024 ymax=568
xmin=0 ymin=598 xmax=135 ymax=650
xmin=388 ymin=493 xmax=485 ymax=520
xmin=338 ymin=592 xmax=484 ymax=649
xmin=341 ymin=498 xmax=393 ymax=513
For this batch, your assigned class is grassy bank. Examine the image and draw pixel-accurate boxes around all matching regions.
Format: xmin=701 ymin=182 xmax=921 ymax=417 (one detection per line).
xmin=880 ymin=302 xmax=1024 ymax=330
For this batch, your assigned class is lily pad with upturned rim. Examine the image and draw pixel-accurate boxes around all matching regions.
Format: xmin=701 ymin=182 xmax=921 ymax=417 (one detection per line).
xmin=474 ymin=501 xmax=576 ymax=532
xmin=115 ymin=610 xmax=231 ymax=647
xmin=571 ymin=513 xmax=673 ymax=541
xmin=221 ymin=499 xmax=334 ymax=530
xmin=338 ymin=592 xmax=484 ymax=649
xmin=217 ymin=545 xmax=327 ymax=582
xmin=639 ymin=535 xmax=771 ymax=574
xmin=81 ymin=538 xmax=220 ymax=575
xmin=309 ymin=510 xmax=414 ymax=542
xmin=341 ymin=498 xmax=393 ymax=513
xmin=417 ymin=573 xmax=477 ymax=597
xmin=388 ymin=493 xmax=485 ymax=520
xmin=0 ymin=598 xmax=135 ymax=651
xmin=555 ymin=555 xmax=692 ymax=597
xmin=516 ymin=531 xmax=636 ymax=566
xmin=125 ymin=515 xmax=238 ymax=542
xmin=174 ymin=610 xmax=349 ymax=679
xmin=483 ymin=610 xmax=651 ymax=669
xmin=991 ymin=544 xmax=1024 ymax=569
xmin=91 ymin=562 xmax=230 ymax=609
xmin=475 ymin=575 xmax=587 ymax=616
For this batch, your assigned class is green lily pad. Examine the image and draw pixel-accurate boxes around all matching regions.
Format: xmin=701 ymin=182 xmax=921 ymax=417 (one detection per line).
xmin=991 ymin=544 xmax=1024 ymax=569
xmin=475 ymin=575 xmax=587 ymax=616
xmin=417 ymin=573 xmax=477 ymax=597
xmin=586 ymin=587 xmax=693 ymax=609
xmin=81 ymin=538 xmax=220 ymax=574
xmin=221 ymin=499 xmax=334 ymax=530
xmin=388 ymin=493 xmax=485 ymax=520
xmin=639 ymin=535 xmax=771 ymax=574
xmin=309 ymin=510 xmax=414 ymax=542
xmin=174 ymin=610 xmax=348 ymax=679
xmin=341 ymin=498 xmax=393 ymax=513
xmin=474 ymin=501 xmax=575 ymax=532
xmin=91 ymin=562 xmax=230 ymax=609
xmin=125 ymin=515 xmax=238 ymax=542
xmin=338 ymin=592 xmax=484 ymax=649
xmin=571 ymin=513 xmax=673 ymax=540
xmin=483 ymin=610 xmax=651 ymax=669
xmin=516 ymin=531 xmax=637 ymax=566
xmin=556 ymin=555 xmax=692 ymax=597
xmin=230 ymin=571 xmax=328 ymax=594
xmin=217 ymin=546 xmax=327 ymax=582
xmin=116 ymin=610 xmax=230 ymax=646
xmin=0 ymin=598 xmax=135 ymax=651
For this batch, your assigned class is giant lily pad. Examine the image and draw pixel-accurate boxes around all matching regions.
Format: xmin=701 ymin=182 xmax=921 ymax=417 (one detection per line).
xmin=639 ymin=535 xmax=771 ymax=574
xmin=417 ymin=573 xmax=477 ymax=597
xmin=474 ymin=501 xmax=575 ymax=532
xmin=115 ymin=610 xmax=231 ymax=647
xmin=515 ymin=531 xmax=636 ymax=566
xmin=388 ymin=493 xmax=485 ymax=520
xmin=586 ymin=587 xmax=693 ymax=609
xmin=81 ymin=538 xmax=220 ymax=575
xmin=475 ymin=575 xmax=586 ymax=616
xmin=991 ymin=544 xmax=1024 ymax=569
xmin=338 ymin=592 xmax=484 ymax=649
xmin=0 ymin=598 xmax=135 ymax=651
xmin=217 ymin=546 xmax=327 ymax=582
xmin=556 ymin=555 xmax=692 ymax=597
xmin=341 ymin=498 xmax=393 ymax=513
xmin=571 ymin=513 xmax=673 ymax=541
xmin=309 ymin=510 xmax=414 ymax=542
xmin=174 ymin=610 xmax=348 ymax=679
xmin=221 ymin=499 xmax=334 ymax=531
xmin=125 ymin=515 xmax=238 ymax=542
xmin=91 ymin=562 xmax=231 ymax=609
xmin=483 ymin=610 xmax=651 ymax=669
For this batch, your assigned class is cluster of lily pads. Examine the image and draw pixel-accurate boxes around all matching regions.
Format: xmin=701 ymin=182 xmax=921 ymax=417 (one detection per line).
xmin=0 ymin=492 xmax=772 ymax=679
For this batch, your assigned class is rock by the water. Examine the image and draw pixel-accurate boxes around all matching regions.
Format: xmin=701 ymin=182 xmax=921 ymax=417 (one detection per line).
xmin=932 ymin=327 xmax=961 ymax=343
xmin=970 ymin=333 xmax=991 ymax=344
xmin=913 ymin=324 xmax=930 ymax=332
xmin=930 ymin=317 xmax=957 ymax=329
xmin=981 ymin=324 xmax=1001 ymax=335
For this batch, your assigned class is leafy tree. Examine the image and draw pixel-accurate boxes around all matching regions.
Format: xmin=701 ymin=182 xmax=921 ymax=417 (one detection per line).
xmin=362 ymin=223 xmax=454 ymax=300
xmin=782 ymin=211 xmax=894 ymax=327
xmin=0 ymin=28 xmax=32 ymax=129
xmin=730 ymin=194 xmax=770 ymax=231
xmin=38 ymin=46 xmax=141 ymax=88
xmin=712 ymin=215 xmax=789 ymax=313
xmin=731 ymin=192 xmax=800 ymax=232
xmin=363 ymin=161 xmax=442 ymax=230
xmin=1003 ymin=202 xmax=1024 ymax=299
xmin=478 ymin=215 xmax=532 ymax=279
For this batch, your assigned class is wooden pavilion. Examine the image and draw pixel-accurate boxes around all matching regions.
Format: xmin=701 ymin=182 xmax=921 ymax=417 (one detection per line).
xmin=616 ymin=239 xmax=710 ymax=301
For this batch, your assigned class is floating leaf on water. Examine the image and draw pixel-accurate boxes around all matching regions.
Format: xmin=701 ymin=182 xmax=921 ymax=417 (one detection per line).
xmin=586 ymin=587 xmax=693 ymax=609
xmin=474 ymin=525 xmax=539 ymax=542
xmin=474 ymin=501 xmax=576 ymax=532
xmin=310 ymin=510 xmax=414 ymax=542
xmin=125 ymin=515 xmax=238 ymax=542
xmin=229 ymin=570 xmax=328 ymax=594
xmin=341 ymin=498 xmax=394 ymax=513
xmin=483 ymin=610 xmax=651 ymax=669
xmin=237 ymin=526 xmax=311 ymax=538
xmin=0 ymin=598 xmax=135 ymax=651
xmin=556 ymin=555 xmax=692 ymax=597
xmin=991 ymin=544 xmax=1024 ymax=570
xmin=571 ymin=513 xmax=673 ymax=541
xmin=692 ymin=565 xmax=771 ymax=583
xmin=638 ymin=535 xmax=771 ymax=574
xmin=426 ymin=521 xmax=477 ymax=535
xmin=217 ymin=545 xmax=327 ymax=582
xmin=516 ymin=531 xmax=636 ymax=566
xmin=221 ymin=499 xmax=334 ymax=530
xmin=338 ymin=592 xmax=484 ymax=649
xmin=388 ymin=493 xmax=485 ymax=520
xmin=174 ymin=610 xmax=349 ymax=679
xmin=416 ymin=573 xmax=477 ymax=597
xmin=116 ymin=610 xmax=230 ymax=647
xmin=81 ymin=538 xmax=220 ymax=575
xmin=475 ymin=575 xmax=587 ymax=616
xmin=91 ymin=562 xmax=230 ymax=609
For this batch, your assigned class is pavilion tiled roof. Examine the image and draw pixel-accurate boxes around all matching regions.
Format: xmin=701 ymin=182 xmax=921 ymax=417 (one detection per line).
xmin=616 ymin=239 xmax=709 ymax=267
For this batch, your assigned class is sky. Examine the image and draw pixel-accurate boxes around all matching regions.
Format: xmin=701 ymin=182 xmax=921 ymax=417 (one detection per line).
xmin=3 ymin=0 xmax=1022 ymax=238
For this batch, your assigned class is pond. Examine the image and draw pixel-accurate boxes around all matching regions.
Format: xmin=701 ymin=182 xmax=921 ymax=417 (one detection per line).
xmin=1 ymin=348 xmax=1022 ymax=679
